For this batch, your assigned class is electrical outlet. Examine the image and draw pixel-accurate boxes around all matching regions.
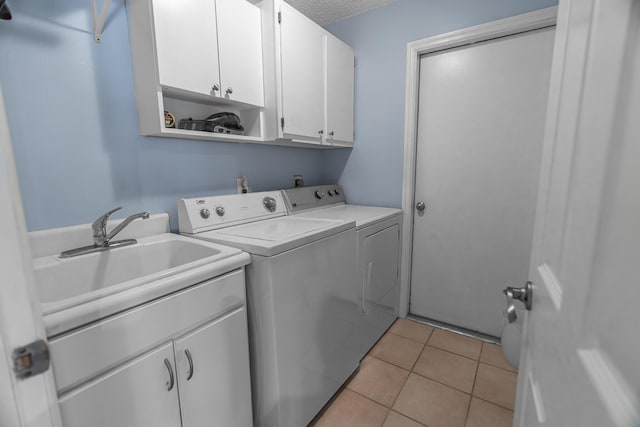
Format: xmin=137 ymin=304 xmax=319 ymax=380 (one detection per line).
xmin=237 ymin=176 xmax=248 ymax=194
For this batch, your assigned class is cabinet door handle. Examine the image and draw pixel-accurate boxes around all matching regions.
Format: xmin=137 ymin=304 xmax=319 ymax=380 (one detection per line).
xmin=226 ymin=87 xmax=233 ymax=95
xmin=212 ymin=84 xmax=220 ymax=92
xmin=329 ymin=131 xmax=335 ymax=137
xmin=185 ymin=349 xmax=194 ymax=381
xmin=164 ymin=358 xmax=175 ymax=391
xmin=318 ymin=130 xmax=324 ymax=135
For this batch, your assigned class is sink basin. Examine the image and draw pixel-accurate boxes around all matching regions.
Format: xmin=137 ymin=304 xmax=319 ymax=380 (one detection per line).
xmin=33 ymin=233 xmax=248 ymax=335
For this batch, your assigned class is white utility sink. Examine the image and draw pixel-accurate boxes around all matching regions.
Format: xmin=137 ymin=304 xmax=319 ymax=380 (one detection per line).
xmin=29 ymin=214 xmax=250 ymax=336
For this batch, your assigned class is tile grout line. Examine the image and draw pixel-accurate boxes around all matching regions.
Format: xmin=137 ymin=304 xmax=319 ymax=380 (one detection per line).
xmin=422 ymin=342 xmax=481 ymax=363
xmin=409 ymin=365 xmax=476 ymax=395
xmin=473 ymin=359 xmax=519 ymax=411
xmin=472 ymin=395 xmax=516 ymax=413
xmin=464 ymin=342 xmax=484 ymax=426
xmin=382 ymin=327 xmax=433 ymax=427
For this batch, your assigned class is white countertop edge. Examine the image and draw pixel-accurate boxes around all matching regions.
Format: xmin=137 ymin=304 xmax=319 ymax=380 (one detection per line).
xmin=44 ymin=251 xmax=251 ymax=338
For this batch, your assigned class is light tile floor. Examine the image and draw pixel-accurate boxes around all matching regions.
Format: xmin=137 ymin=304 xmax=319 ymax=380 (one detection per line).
xmin=311 ymin=319 xmax=518 ymax=427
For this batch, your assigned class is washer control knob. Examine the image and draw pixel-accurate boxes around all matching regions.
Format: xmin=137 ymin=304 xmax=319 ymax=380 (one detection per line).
xmin=263 ymin=197 xmax=277 ymax=212
xmin=334 ymin=188 xmax=341 ymax=195
xmin=215 ymin=206 xmax=225 ymax=217
xmin=200 ymin=208 xmax=211 ymax=219
xmin=328 ymin=190 xmax=335 ymax=196
xmin=314 ymin=191 xmax=324 ymax=199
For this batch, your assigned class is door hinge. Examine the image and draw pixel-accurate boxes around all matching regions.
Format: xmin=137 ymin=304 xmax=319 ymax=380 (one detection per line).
xmin=12 ymin=339 xmax=50 ymax=380
xmin=277 ymin=11 xmax=281 ymax=24
xmin=281 ymin=117 xmax=285 ymax=130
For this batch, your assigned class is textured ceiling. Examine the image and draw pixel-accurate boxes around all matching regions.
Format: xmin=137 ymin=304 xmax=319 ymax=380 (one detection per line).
xmin=254 ymin=0 xmax=401 ymax=26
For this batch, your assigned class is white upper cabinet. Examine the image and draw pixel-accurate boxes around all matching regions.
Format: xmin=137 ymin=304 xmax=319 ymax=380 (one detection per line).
xmin=152 ymin=0 xmax=220 ymax=97
xmin=266 ymin=0 xmax=355 ymax=146
xmin=127 ymin=0 xmax=266 ymax=144
xmin=216 ymin=0 xmax=265 ymax=107
xmin=325 ymin=35 xmax=355 ymax=146
xmin=152 ymin=0 xmax=264 ymax=106
xmin=278 ymin=1 xmax=325 ymax=142
xmin=128 ymin=0 xmax=352 ymax=147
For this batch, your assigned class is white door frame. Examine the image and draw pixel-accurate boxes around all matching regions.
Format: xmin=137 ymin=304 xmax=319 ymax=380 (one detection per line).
xmin=0 ymin=86 xmax=61 ymax=427
xmin=399 ymin=7 xmax=558 ymax=317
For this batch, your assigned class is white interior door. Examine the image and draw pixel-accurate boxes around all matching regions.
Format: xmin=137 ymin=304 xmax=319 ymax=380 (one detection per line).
xmin=515 ymin=0 xmax=640 ymax=424
xmin=0 ymin=86 xmax=60 ymax=427
xmin=410 ymin=27 xmax=555 ymax=336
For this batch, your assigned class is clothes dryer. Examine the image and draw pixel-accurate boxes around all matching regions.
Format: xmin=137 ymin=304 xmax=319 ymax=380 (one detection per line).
xmin=178 ymin=191 xmax=359 ymax=427
xmin=282 ymin=185 xmax=402 ymax=358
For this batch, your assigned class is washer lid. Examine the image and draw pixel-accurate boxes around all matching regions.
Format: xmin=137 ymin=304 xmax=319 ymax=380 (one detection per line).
xmin=293 ymin=205 xmax=402 ymax=229
xmin=217 ymin=217 xmax=338 ymax=241
xmin=189 ymin=216 xmax=356 ymax=256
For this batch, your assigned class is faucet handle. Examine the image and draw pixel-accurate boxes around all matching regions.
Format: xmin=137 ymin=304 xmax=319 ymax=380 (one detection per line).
xmin=92 ymin=206 xmax=122 ymax=236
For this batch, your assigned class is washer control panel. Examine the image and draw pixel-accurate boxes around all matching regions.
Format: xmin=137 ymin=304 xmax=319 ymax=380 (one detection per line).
xmin=282 ymin=185 xmax=346 ymax=213
xmin=178 ymin=191 xmax=286 ymax=234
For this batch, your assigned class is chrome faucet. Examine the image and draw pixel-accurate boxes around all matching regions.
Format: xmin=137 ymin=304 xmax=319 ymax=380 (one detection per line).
xmin=92 ymin=206 xmax=150 ymax=246
xmin=60 ymin=207 xmax=150 ymax=258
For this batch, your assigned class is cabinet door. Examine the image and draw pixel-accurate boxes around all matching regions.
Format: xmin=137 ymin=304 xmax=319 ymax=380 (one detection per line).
xmin=152 ymin=0 xmax=220 ymax=96
xmin=174 ymin=308 xmax=253 ymax=427
xmin=326 ymin=35 xmax=355 ymax=145
xmin=58 ymin=342 xmax=181 ymax=427
xmin=279 ymin=1 xmax=325 ymax=141
xmin=216 ymin=0 xmax=265 ymax=107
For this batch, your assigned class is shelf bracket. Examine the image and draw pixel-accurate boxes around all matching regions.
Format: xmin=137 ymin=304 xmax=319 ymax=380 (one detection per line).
xmin=92 ymin=0 xmax=111 ymax=43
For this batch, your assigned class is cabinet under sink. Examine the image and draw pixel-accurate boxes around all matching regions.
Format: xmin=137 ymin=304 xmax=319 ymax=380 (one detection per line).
xmin=55 ymin=271 xmax=253 ymax=427
xmin=29 ymin=213 xmax=254 ymax=427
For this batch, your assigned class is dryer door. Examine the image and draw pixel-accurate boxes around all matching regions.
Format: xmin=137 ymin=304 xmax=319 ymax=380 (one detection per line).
xmin=360 ymin=223 xmax=401 ymax=354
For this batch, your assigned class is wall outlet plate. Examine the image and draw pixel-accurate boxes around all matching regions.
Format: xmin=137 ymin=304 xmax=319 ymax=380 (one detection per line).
xmin=237 ymin=176 xmax=248 ymax=194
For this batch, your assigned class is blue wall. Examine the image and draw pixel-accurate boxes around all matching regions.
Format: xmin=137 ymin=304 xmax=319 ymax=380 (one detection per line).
xmin=1 ymin=0 xmax=558 ymax=231
xmin=323 ymin=0 xmax=558 ymax=208
xmin=0 ymin=0 xmax=325 ymax=231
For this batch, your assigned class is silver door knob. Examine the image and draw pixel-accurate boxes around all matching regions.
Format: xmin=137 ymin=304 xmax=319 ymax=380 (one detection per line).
xmin=503 ymin=281 xmax=533 ymax=311
xmin=416 ymin=201 xmax=426 ymax=211
xmin=226 ymin=87 xmax=233 ymax=94
xmin=212 ymin=84 xmax=219 ymax=92
xmin=318 ymin=130 xmax=324 ymax=135
xmin=329 ymin=131 xmax=335 ymax=137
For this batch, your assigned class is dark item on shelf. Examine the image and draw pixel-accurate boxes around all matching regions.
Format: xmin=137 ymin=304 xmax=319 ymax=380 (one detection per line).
xmin=177 ymin=112 xmax=245 ymax=135
xmin=0 ymin=0 xmax=12 ymax=20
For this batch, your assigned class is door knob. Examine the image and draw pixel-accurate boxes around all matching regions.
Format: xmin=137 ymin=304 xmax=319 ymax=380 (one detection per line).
xmin=416 ymin=201 xmax=426 ymax=211
xmin=503 ymin=281 xmax=533 ymax=311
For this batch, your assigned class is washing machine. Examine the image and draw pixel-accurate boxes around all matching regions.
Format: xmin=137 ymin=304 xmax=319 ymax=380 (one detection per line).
xmin=177 ymin=191 xmax=360 ymax=427
xmin=282 ymin=185 xmax=403 ymax=358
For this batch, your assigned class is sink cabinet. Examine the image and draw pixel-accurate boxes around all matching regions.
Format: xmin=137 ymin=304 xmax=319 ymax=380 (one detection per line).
xmin=52 ymin=269 xmax=253 ymax=427
xmin=175 ymin=308 xmax=253 ymax=427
